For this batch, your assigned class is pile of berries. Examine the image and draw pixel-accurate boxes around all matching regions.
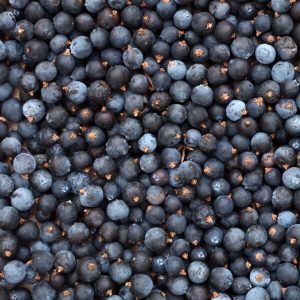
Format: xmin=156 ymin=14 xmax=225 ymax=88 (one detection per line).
xmin=1 ymin=0 xmax=300 ymax=299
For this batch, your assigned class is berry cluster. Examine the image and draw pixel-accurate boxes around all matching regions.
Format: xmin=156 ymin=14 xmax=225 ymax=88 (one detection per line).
xmin=0 ymin=0 xmax=300 ymax=299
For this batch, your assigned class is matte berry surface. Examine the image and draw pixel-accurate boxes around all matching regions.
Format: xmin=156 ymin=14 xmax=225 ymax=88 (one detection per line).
xmin=1 ymin=0 xmax=300 ymax=299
